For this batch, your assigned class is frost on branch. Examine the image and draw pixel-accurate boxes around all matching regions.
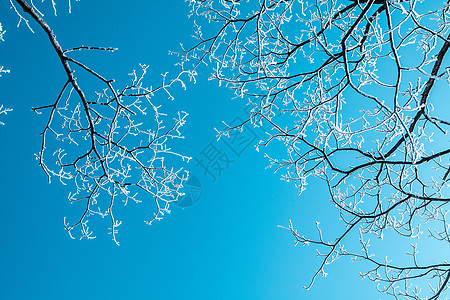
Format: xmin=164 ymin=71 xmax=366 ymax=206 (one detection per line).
xmin=0 ymin=105 xmax=12 ymax=126
xmin=0 ymin=22 xmax=6 ymax=41
xmin=182 ymin=0 xmax=450 ymax=298
xmin=11 ymin=0 xmax=193 ymax=245
xmin=34 ymin=64 xmax=191 ymax=245
xmin=0 ymin=22 xmax=11 ymax=126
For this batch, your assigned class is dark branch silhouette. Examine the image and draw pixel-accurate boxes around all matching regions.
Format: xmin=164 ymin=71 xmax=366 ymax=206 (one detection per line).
xmin=9 ymin=0 xmax=193 ymax=244
xmin=181 ymin=0 xmax=450 ymax=298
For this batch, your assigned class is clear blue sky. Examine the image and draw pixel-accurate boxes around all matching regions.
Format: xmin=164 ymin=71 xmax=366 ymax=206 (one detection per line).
xmin=0 ymin=1 xmax=381 ymax=299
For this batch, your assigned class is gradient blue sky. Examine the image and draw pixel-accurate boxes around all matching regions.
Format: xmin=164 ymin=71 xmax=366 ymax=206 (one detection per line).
xmin=0 ymin=1 xmax=381 ymax=299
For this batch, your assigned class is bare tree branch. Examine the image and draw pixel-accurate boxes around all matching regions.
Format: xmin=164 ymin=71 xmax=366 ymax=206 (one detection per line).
xmin=182 ymin=0 xmax=450 ymax=298
xmin=9 ymin=0 xmax=193 ymax=244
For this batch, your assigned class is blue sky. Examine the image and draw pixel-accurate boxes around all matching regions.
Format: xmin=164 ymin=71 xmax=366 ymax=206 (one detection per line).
xmin=0 ymin=1 xmax=384 ymax=299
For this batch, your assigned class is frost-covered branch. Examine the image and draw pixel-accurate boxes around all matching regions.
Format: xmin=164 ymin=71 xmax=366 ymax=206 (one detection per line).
xmin=10 ymin=0 xmax=193 ymax=244
xmin=182 ymin=0 xmax=450 ymax=298
xmin=0 ymin=22 xmax=11 ymax=126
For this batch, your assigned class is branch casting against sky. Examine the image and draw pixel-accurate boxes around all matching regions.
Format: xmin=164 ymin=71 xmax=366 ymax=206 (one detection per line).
xmin=181 ymin=0 xmax=450 ymax=298
xmin=3 ymin=0 xmax=450 ymax=299
xmin=7 ymin=0 xmax=195 ymax=245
